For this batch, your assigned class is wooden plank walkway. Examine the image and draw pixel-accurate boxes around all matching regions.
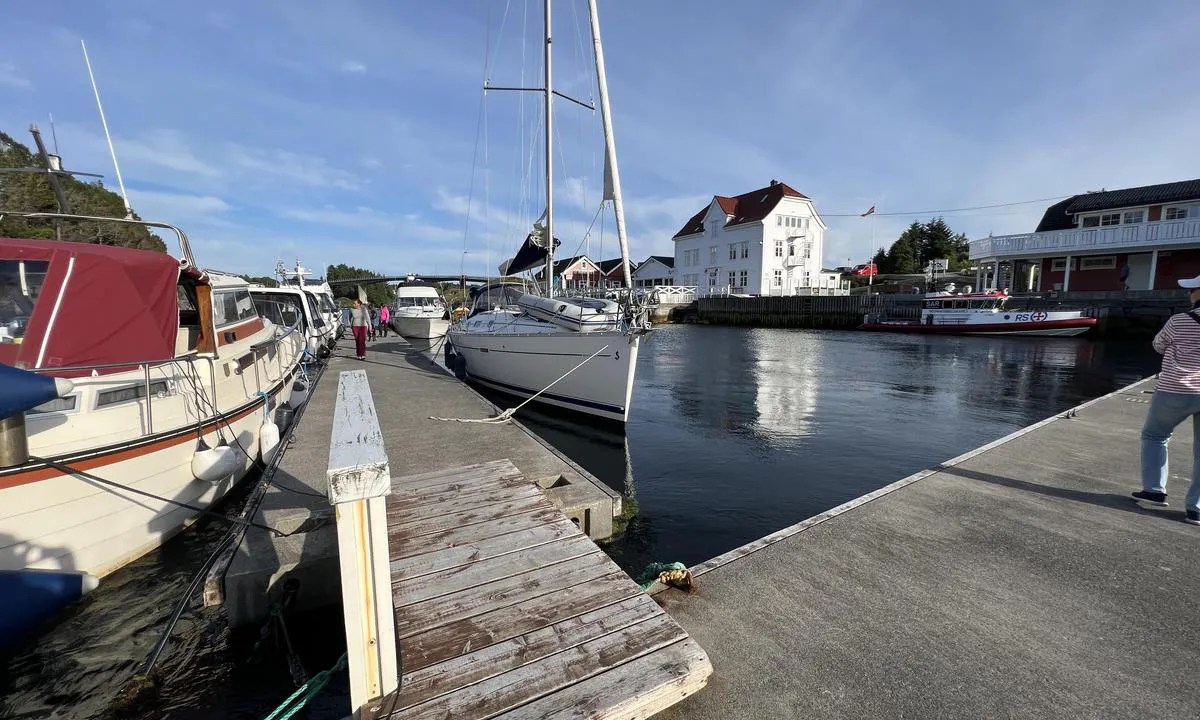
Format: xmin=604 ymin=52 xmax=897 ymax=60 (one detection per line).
xmin=371 ymin=459 xmax=711 ymax=719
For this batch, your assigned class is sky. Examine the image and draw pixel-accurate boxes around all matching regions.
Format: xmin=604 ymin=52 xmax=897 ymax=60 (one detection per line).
xmin=2 ymin=0 xmax=1199 ymax=278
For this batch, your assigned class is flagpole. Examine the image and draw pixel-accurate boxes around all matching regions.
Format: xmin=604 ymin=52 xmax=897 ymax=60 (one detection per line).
xmin=868 ymin=209 xmax=875 ymax=293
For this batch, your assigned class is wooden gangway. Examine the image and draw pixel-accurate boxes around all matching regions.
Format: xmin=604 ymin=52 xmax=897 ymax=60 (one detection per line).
xmin=366 ymin=458 xmax=710 ymax=718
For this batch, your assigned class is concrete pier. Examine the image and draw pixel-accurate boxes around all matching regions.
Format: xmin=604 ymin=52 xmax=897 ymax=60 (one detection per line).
xmin=215 ymin=335 xmax=623 ymax=628
xmin=653 ymin=376 xmax=1200 ymax=719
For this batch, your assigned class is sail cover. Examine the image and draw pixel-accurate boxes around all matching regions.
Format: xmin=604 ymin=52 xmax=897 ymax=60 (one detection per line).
xmin=500 ymin=231 xmax=561 ymax=276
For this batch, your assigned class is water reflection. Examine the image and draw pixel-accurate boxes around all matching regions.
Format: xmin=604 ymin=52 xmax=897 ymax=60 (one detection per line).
xmin=516 ymin=326 xmax=1161 ymax=575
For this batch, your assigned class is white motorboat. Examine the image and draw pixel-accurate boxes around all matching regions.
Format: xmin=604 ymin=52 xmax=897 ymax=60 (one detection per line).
xmin=0 ymin=223 xmax=308 ymax=647
xmin=862 ymin=286 xmax=1098 ymax=336
xmin=276 ymin=259 xmax=342 ymax=346
xmin=445 ymin=0 xmax=650 ymax=424
xmin=391 ymin=282 xmax=450 ymax=339
xmin=250 ymin=284 xmax=332 ymax=358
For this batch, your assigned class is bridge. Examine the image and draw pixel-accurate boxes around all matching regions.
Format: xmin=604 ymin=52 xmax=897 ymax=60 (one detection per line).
xmin=325 ymin=274 xmax=503 ymax=288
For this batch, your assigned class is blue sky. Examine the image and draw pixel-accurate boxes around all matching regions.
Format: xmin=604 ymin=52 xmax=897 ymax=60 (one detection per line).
xmin=2 ymin=0 xmax=1198 ymax=277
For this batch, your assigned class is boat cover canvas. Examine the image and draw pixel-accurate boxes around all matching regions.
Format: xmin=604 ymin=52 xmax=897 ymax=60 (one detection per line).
xmin=502 ymin=232 xmax=561 ymax=275
xmin=0 ymin=239 xmax=184 ymax=373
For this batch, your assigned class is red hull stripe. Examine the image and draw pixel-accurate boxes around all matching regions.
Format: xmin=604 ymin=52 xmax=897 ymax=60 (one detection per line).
xmin=0 ymin=371 xmax=294 ymax=489
xmin=863 ymin=318 xmax=1097 ymax=334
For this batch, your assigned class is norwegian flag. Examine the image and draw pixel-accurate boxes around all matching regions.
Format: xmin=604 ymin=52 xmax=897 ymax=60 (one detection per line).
xmin=860 ymin=206 xmax=876 ymax=217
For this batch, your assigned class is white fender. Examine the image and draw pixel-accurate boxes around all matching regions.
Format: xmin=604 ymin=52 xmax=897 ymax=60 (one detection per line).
xmin=191 ymin=442 xmax=239 ymax=482
xmin=258 ymin=420 xmax=281 ymax=464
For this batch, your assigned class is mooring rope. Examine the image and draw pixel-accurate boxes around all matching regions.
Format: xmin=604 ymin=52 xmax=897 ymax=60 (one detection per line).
xmin=262 ymin=652 xmax=347 ymax=720
xmin=430 ymin=344 xmax=610 ymax=423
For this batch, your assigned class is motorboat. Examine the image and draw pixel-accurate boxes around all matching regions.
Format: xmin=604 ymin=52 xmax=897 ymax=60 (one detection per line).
xmin=391 ymin=282 xmax=450 ymax=339
xmin=250 ymin=284 xmax=332 ymax=359
xmin=276 ymin=259 xmax=342 ymax=345
xmin=0 ymin=223 xmax=307 ymax=648
xmin=445 ymin=0 xmax=651 ymax=424
xmin=861 ymin=286 xmax=1097 ymax=336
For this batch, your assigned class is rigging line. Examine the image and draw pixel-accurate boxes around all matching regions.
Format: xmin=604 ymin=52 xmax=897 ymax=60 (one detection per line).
xmin=821 ymin=194 xmax=1073 ymax=217
xmin=485 ymin=0 xmax=513 ymax=83
xmin=32 ymin=456 xmax=299 ymax=538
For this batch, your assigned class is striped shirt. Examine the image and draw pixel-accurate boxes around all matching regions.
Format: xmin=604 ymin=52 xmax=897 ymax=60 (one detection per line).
xmin=1153 ymin=311 xmax=1200 ymax=393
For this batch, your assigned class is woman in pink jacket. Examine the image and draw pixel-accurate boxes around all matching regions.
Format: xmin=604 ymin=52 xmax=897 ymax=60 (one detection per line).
xmin=379 ymin=303 xmax=391 ymax=338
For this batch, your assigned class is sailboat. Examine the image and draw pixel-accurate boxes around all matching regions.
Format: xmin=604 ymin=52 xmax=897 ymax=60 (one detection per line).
xmin=446 ymin=0 xmax=650 ymax=424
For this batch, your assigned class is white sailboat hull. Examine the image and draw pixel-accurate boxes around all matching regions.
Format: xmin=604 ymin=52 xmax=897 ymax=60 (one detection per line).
xmin=393 ymin=315 xmax=450 ymax=339
xmin=447 ymin=315 xmax=640 ymax=422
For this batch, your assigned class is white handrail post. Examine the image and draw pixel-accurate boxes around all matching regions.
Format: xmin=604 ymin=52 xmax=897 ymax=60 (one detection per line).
xmin=327 ymin=369 xmax=398 ymax=716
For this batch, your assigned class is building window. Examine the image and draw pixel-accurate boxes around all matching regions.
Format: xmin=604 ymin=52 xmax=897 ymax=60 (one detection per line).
xmin=776 ymin=216 xmax=782 ymax=227
xmin=728 ymin=271 xmax=736 ymax=288
xmin=1050 ymin=258 xmax=1074 ymax=272
xmin=729 ymin=245 xmax=737 ymax=261
xmin=739 ymin=270 xmax=748 ymax=288
xmin=740 ymin=242 xmax=749 ymax=259
xmin=1165 ymin=206 xmax=1190 ymax=221
xmin=774 ymin=240 xmax=783 ymax=257
xmin=1080 ymin=255 xmax=1116 ymax=270
xmin=788 ymin=244 xmax=795 ymax=257
xmin=1099 ymin=213 xmax=1121 ymax=226
xmin=709 ymin=275 xmax=717 ymax=287
xmin=1082 ymin=216 xmax=1099 ymax=228
xmin=1123 ymin=211 xmax=1144 ymax=224
xmin=709 ymin=245 xmax=717 ymax=263
xmin=773 ymin=270 xmax=782 ymax=286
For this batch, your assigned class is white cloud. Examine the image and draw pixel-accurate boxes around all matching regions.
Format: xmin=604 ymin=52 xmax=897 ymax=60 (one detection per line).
xmin=0 ymin=62 xmax=32 ymax=89
xmin=128 ymin=189 xmax=231 ymax=221
xmin=117 ymin=129 xmax=223 ymax=178
xmin=232 ymin=147 xmax=363 ymax=191
xmin=339 ymin=60 xmax=368 ymax=74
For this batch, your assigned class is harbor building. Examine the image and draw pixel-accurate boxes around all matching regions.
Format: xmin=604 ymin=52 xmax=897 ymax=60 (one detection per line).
xmin=631 ymin=255 xmax=675 ymax=289
xmin=970 ymin=179 xmax=1200 ymax=292
xmin=672 ymin=180 xmax=841 ymax=296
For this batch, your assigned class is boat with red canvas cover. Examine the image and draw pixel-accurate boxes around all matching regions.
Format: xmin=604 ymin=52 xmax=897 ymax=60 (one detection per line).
xmin=0 ymin=222 xmax=307 ymax=648
xmin=862 ymin=287 xmax=1097 ymax=336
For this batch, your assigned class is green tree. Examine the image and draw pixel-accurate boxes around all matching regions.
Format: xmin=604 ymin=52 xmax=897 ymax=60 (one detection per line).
xmin=326 ymin=263 xmax=395 ymax=307
xmin=0 ymin=130 xmax=166 ymax=251
xmin=877 ymin=218 xmax=971 ymax=274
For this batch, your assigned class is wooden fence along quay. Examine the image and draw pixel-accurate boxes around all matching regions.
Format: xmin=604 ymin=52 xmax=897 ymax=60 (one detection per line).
xmin=326 ymin=369 xmax=711 ymax=719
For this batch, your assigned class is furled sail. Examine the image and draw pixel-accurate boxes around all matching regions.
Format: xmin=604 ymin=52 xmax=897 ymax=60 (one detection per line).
xmin=499 ymin=212 xmax=561 ymax=276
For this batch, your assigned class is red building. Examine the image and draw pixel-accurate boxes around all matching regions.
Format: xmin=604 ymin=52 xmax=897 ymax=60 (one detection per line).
xmin=970 ymin=179 xmax=1200 ymax=292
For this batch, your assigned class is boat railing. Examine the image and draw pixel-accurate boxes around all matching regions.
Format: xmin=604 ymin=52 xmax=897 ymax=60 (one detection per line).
xmin=0 ymin=210 xmax=198 ymax=269
xmin=26 ymin=317 xmax=304 ymax=435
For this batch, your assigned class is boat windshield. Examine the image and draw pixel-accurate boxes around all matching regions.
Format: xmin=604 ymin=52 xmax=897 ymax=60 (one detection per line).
xmin=396 ymin=296 xmax=443 ymax=308
xmin=471 ymin=282 xmax=531 ymax=313
xmin=0 ymin=259 xmax=48 ymax=343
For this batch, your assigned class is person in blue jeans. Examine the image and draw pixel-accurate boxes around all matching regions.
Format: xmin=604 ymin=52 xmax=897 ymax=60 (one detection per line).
xmin=1133 ymin=273 xmax=1200 ymax=525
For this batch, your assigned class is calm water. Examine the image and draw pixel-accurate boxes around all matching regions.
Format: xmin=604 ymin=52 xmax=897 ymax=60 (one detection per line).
xmin=0 ymin=326 xmax=1160 ymax=718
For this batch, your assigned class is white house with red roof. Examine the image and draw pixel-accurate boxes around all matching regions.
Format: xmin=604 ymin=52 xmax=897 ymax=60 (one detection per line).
xmin=970 ymin=179 xmax=1200 ymax=292
xmin=672 ymin=180 xmax=839 ymax=295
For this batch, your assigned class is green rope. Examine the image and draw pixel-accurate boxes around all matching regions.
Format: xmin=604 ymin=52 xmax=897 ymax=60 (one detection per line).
xmin=635 ymin=561 xmax=690 ymax=591
xmin=263 ymin=652 xmax=347 ymax=720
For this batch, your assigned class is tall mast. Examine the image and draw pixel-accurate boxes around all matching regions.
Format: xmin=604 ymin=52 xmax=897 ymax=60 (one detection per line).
xmin=543 ymin=0 xmax=555 ymax=296
xmin=587 ymin=0 xmax=632 ymax=288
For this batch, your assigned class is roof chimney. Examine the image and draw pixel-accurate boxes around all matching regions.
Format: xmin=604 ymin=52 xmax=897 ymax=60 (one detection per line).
xmin=769 ymin=179 xmax=778 ymax=186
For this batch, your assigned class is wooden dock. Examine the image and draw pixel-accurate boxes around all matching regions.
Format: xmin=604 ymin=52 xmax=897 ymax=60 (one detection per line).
xmin=368 ymin=458 xmax=711 ymax=719
xmin=650 ymin=376 xmax=1200 ymax=719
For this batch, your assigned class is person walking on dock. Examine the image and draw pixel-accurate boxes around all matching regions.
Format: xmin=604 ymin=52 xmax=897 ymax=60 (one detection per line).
xmin=350 ymin=300 xmax=369 ymax=360
xmin=379 ymin=303 xmax=391 ymax=338
xmin=1133 ymin=274 xmax=1200 ymax=525
xmin=368 ymin=303 xmax=379 ymax=341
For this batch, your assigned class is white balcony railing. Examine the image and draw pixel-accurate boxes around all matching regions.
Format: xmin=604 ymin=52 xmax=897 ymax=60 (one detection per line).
xmin=970 ymin=218 xmax=1200 ymax=260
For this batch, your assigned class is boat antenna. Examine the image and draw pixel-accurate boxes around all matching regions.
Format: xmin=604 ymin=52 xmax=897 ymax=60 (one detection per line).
xmin=587 ymin=0 xmax=632 ymax=289
xmin=543 ymin=0 xmax=554 ymax=297
xmin=81 ymin=39 xmax=133 ymax=219
xmin=48 ymin=113 xmax=60 ymax=154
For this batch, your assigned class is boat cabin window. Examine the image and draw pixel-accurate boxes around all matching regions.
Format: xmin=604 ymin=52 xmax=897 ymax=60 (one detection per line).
xmin=304 ymin=294 xmax=326 ymax=328
xmin=213 ymin=289 xmax=258 ymax=328
xmin=0 ymin=259 xmax=49 ymax=344
xmin=254 ymin=296 xmax=304 ymax=328
xmin=96 ymin=380 xmax=171 ymax=408
xmin=28 ymin=395 xmax=78 ymax=414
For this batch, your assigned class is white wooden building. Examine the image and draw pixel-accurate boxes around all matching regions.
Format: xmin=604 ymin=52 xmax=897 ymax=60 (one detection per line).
xmin=672 ymin=180 xmax=837 ymax=295
xmin=631 ymin=256 xmax=674 ymax=288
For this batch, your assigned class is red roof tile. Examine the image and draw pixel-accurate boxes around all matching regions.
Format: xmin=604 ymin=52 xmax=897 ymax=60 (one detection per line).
xmin=673 ymin=181 xmax=809 ymax=239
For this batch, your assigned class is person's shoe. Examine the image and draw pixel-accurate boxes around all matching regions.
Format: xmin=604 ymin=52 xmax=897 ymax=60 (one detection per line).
xmin=1186 ymin=510 xmax=1200 ymax=526
xmin=1132 ymin=490 xmax=1169 ymax=507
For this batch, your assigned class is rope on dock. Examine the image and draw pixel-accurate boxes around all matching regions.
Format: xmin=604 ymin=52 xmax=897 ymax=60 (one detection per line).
xmin=262 ymin=652 xmax=347 ymax=720
xmin=430 ymin=344 xmax=610 ymax=424
xmin=635 ymin=562 xmax=695 ymax=592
